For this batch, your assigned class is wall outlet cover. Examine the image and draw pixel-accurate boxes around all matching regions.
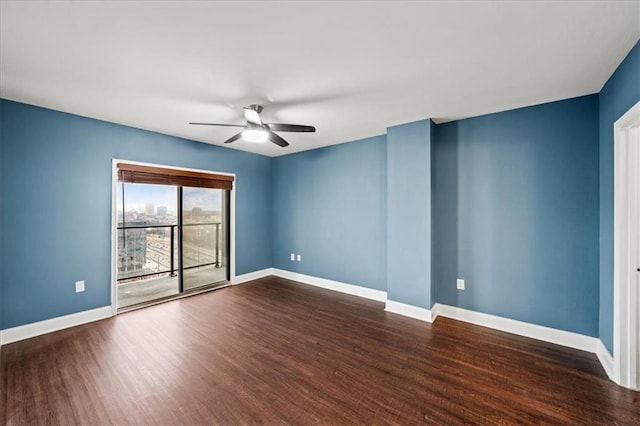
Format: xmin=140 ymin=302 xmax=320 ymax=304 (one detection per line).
xmin=290 ymin=253 xmax=295 ymax=261
xmin=75 ymin=280 xmax=85 ymax=293
xmin=456 ymin=279 xmax=465 ymax=290
xmin=297 ymin=254 xmax=301 ymax=261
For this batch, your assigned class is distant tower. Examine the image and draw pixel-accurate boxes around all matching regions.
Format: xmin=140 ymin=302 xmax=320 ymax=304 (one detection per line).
xmin=157 ymin=206 xmax=167 ymax=217
xmin=192 ymin=207 xmax=202 ymax=216
xmin=145 ymin=202 xmax=155 ymax=216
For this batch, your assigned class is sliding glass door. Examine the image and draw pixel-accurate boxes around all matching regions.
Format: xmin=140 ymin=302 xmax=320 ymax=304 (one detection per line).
xmin=116 ymin=181 xmax=230 ymax=310
xmin=182 ymin=187 xmax=229 ymax=291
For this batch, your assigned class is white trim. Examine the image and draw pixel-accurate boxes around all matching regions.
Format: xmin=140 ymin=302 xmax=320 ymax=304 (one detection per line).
xmin=0 ymin=306 xmax=112 ymax=345
xmin=597 ymin=339 xmax=615 ymax=381
xmin=232 ymin=268 xmax=274 ymax=285
xmin=266 ymin=271 xmax=611 ymax=373
xmin=432 ymin=303 xmax=597 ymax=353
xmin=433 ymin=304 xmax=615 ymax=380
xmin=431 ymin=303 xmax=441 ymax=321
xmin=0 ymin=270 xmax=618 ymax=384
xmin=110 ymin=160 xmax=119 ymax=316
xmin=110 ymin=159 xmax=237 ymax=313
xmin=271 ymin=268 xmax=387 ymax=302
xmin=385 ymin=300 xmax=433 ymax=322
xmin=613 ymin=101 xmax=640 ymax=389
xmin=230 ymin=186 xmax=236 ymax=284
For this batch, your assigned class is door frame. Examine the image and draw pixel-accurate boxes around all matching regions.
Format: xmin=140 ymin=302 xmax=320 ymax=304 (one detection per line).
xmin=110 ymin=159 xmax=236 ymax=315
xmin=613 ymin=101 xmax=640 ymax=390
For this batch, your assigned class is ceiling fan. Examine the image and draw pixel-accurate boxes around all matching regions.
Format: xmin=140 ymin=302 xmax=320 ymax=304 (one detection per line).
xmin=189 ymin=104 xmax=315 ymax=147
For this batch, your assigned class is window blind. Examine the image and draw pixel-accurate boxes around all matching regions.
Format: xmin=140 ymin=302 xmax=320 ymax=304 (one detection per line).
xmin=117 ymin=163 xmax=234 ymax=190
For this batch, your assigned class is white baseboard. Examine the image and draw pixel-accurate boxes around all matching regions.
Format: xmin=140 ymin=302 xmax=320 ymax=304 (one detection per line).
xmin=272 ymin=268 xmax=387 ymax=302
xmin=1 ymin=306 xmax=113 ymax=345
xmin=596 ymin=339 xmax=615 ymax=381
xmin=0 ymin=273 xmax=616 ymax=386
xmin=432 ymin=303 xmax=597 ymax=353
xmin=385 ymin=300 xmax=433 ymax=322
xmin=232 ymin=268 xmax=274 ymax=285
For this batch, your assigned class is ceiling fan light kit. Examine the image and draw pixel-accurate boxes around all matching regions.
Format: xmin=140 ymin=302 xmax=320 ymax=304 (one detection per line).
xmin=190 ymin=104 xmax=316 ymax=148
xmin=242 ymin=127 xmax=269 ymax=143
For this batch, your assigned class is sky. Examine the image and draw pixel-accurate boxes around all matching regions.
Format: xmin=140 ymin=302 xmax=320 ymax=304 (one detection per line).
xmin=117 ymin=183 xmax=222 ymax=213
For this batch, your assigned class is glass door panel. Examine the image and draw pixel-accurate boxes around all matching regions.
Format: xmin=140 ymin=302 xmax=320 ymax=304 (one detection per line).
xmin=116 ymin=183 xmax=179 ymax=308
xmin=182 ymin=187 xmax=228 ymax=291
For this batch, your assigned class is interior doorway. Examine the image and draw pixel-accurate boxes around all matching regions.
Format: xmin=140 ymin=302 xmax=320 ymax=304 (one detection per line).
xmin=112 ymin=162 xmax=233 ymax=311
xmin=613 ymin=101 xmax=640 ymax=390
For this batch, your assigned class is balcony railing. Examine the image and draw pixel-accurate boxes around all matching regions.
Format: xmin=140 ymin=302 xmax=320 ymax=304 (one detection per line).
xmin=117 ymin=223 xmax=223 ymax=283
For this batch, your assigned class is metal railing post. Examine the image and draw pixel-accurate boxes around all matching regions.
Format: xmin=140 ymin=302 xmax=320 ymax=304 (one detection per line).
xmin=215 ymin=223 xmax=220 ymax=267
xmin=170 ymin=225 xmax=176 ymax=276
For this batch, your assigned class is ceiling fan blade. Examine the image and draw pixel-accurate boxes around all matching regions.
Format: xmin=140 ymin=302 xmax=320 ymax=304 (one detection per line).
xmin=266 ymin=123 xmax=316 ymax=132
xmin=267 ymin=131 xmax=289 ymax=147
xmin=223 ymin=132 xmax=244 ymax=144
xmin=189 ymin=122 xmax=244 ymax=127
xmin=243 ymin=107 xmax=263 ymax=125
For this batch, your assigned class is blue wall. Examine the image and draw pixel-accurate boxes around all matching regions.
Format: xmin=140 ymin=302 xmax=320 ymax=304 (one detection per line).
xmin=386 ymin=120 xmax=432 ymax=308
xmin=0 ymin=100 xmax=272 ymax=329
xmin=433 ymin=95 xmax=600 ymax=337
xmin=598 ymin=41 xmax=640 ymax=353
xmin=271 ymin=136 xmax=387 ymax=290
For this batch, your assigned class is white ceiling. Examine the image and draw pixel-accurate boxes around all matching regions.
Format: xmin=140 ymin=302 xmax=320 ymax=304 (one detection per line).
xmin=1 ymin=1 xmax=638 ymax=157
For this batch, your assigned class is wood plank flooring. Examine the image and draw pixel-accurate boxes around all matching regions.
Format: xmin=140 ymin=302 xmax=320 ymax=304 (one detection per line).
xmin=1 ymin=276 xmax=639 ymax=425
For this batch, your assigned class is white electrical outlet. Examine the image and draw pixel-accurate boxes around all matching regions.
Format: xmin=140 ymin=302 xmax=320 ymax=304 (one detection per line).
xmin=297 ymin=254 xmax=301 ymax=262
xmin=457 ymin=279 xmax=465 ymax=290
xmin=290 ymin=253 xmax=295 ymax=261
xmin=75 ymin=280 xmax=85 ymax=293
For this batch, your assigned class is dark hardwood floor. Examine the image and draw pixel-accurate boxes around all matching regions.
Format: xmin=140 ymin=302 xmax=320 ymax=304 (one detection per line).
xmin=1 ymin=276 xmax=639 ymax=425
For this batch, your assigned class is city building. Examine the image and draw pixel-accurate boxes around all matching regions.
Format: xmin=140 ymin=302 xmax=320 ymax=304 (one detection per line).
xmin=145 ymin=202 xmax=155 ymax=216
xmin=117 ymin=219 xmax=149 ymax=279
